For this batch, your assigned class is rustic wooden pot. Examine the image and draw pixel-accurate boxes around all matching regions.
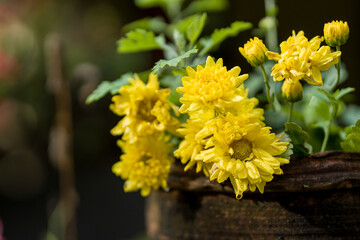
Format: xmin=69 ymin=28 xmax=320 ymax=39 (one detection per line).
xmin=146 ymin=151 xmax=360 ymax=240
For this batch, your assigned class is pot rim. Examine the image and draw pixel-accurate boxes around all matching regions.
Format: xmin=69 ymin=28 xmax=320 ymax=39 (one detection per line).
xmin=167 ymin=150 xmax=360 ymax=194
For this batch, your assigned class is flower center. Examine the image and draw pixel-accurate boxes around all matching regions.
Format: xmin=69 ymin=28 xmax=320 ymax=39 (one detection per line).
xmin=229 ymin=139 xmax=253 ymax=161
xmin=137 ymin=98 xmax=157 ymax=122
xmin=139 ymin=154 xmax=152 ymax=165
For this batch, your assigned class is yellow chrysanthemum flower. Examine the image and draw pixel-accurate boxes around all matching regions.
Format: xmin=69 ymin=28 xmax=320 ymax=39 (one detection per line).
xmin=239 ymin=37 xmax=268 ymax=67
xmin=266 ymin=31 xmax=341 ymax=99
xmin=177 ymin=56 xmax=248 ymax=114
xmin=306 ymin=45 xmax=341 ymax=85
xmin=324 ymin=20 xmax=349 ymax=47
xmin=112 ymin=134 xmax=173 ymax=196
xmin=175 ymin=84 xmax=265 ymax=175
xmin=195 ymin=113 xmax=289 ymax=199
xmin=222 ymin=84 xmax=265 ymax=119
xmin=174 ymin=111 xmax=214 ymax=176
xmin=110 ymin=73 xmax=179 ymax=142
xmin=268 ymin=31 xmax=322 ymax=61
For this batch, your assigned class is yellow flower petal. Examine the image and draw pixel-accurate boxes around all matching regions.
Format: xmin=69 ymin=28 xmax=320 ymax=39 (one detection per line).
xmin=253 ymin=159 xmax=275 ymax=175
xmin=245 ymin=161 xmax=260 ymax=180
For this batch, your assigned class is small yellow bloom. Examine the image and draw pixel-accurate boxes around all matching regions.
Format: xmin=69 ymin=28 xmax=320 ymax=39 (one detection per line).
xmin=281 ymin=79 xmax=303 ymax=102
xmin=177 ymin=56 xmax=248 ymax=114
xmin=110 ymin=73 xmax=179 ymax=142
xmin=194 ymin=113 xmax=289 ymax=199
xmin=324 ymin=20 xmax=349 ymax=47
xmin=306 ymin=45 xmax=341 ymax=85
xmin=266 ymin=30 xmax=341 ymax=100
xmin=239 ymin=37 xmax=268 ymax=67
xmin=112 ymin=134 xmax=173 ymax=196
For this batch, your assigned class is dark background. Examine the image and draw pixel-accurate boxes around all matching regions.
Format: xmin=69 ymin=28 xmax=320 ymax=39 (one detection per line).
xmin=0 ymin=0 xmax=359 ymax=239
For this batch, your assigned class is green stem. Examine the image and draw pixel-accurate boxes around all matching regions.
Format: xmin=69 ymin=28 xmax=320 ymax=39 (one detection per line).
xmin=332 ymin=46 xmax=341 ymax=90
xmin=321 ymin=122 xmax=331 ymax=152
xmin=321 ymin=104 xmax=337 ymax=152
xmin=288 ymin=102 xmax=294 ymax=122
xmin=260 ymin=64 xmax=273 ymax=109
xmin=322 ymin=46 xmax=341 ymax=151
xmin=264 ymin=0 xmax=279 ymax=51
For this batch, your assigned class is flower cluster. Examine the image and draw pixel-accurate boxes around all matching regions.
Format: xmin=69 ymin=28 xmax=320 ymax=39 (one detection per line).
xmin=110 ymin=73 xmax=179 ymax=196
xmin=175 ymin=56 xmax=289 ymax=199
xmin=94 ymin=3 xmax=352 ymax=200
xmin=266 ymin=31 xmax=341 ymax=102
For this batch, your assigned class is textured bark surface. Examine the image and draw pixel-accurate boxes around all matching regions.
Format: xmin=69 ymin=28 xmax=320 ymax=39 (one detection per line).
xmin=146 ymin=151 xmax=360 ymax=240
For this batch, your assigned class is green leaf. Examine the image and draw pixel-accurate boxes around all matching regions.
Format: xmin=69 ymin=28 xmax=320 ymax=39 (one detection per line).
xmin=136 ymin=70 xmax=152 ymax=83
xmin=160 ymin=75 xmax=182 ymax=90
xmin=86 ymin=73 xmax=133 ymax=104
xmin=322 ymin=64 xmax=348 ymax=90
xmin=340 ymin=105 xmax=360 ymax=126
xmin=135 ymin=0 xmax=184 ymax=9
xmin=311 ymin=120 xmax=329 ymax=132
xmin=317 ymin=88 xmax=336 ymax=104
xmin=277 ymin=132 xmax=293 ymax=159
xmin=122 ymin=17 xmax=167 ymax=33
xmin=199 ymin=21 xmax=252 ymax=55
xmin=315 ymin=88 xmax=345 ymax=119
xmin=117 ymin=29 xmax=163 ymax=53
xmin=160 ymin=75 xmax=182 ymax=106
xmin=86 ymin=82 xmax=113 ymax=104
xmin=172 ymin=69 xmax=188 ymax=76
xmin=341 ymin=119 xmax=360 ymax=152
xmin=264 ymin=108 xmax=287 ymax=130
xmin=109 ymin=73 xmax=135 ymax=94
xmin=183 ymin=0 xmax=228 ymax=15
xmin=304 ymin=95 xmax=330 ymax=125
xmin=186 ymin=13 xmax=207 ymax=45
xmin=154 ymin=34 xmax=178 ymax=59
xmin=168 ymin=90 xmax=182 ymax=106
xmin=173 ymin=30 xmax=186 ymax=52
xmin=334 ymin=87 xmax=355 ymax=100
xmin=169 ymin=14 xmax=203 ymax=35
xmin=285 ymin=122 xmax=312 ymax=157
xmin=152 ymin=48 xmax=198 ymax=74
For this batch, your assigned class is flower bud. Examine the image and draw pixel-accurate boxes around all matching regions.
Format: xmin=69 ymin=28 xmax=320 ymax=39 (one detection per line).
xmin=282 ymin=80 xmax=303 ymax=102
xmin=324 ymin=20 xmax=349 ymax=47
xmin=239 ymin=37 xmax=268 ymax=67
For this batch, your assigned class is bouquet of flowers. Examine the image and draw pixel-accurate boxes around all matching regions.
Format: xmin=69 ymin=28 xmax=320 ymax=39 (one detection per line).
xmin=87 ymin=0 xmax=359 ymax=200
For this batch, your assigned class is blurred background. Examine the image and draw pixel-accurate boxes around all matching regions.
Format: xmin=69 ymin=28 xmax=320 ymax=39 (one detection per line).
xmin=0 ymin=0 xmax=359 ymax=239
